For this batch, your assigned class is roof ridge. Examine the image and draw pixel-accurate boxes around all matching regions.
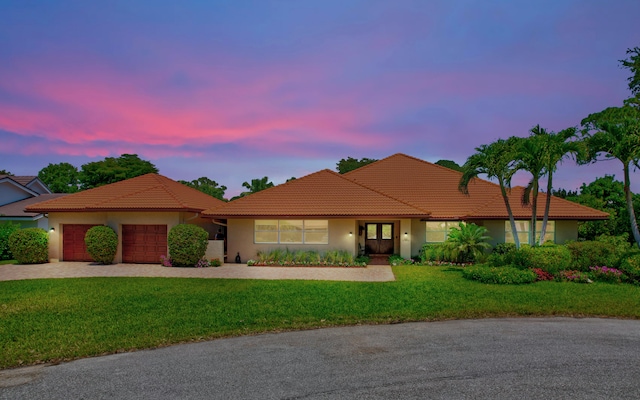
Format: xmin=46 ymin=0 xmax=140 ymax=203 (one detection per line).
xmin=152 ymin=174 xmax=191 ymax=209
xmin=464 ymin=189 xmax=509 ymax=218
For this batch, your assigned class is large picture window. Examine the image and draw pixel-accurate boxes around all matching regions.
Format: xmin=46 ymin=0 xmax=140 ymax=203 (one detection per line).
xmin=425 ymin=221 xmax=458 ymax=242
xmin=505 ymin=221 xmax=555 ymax=244
xmin=255 ymin=220 xmax=328 ymax=244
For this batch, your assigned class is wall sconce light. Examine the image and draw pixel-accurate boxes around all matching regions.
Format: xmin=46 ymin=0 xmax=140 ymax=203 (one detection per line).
xmin=349 ymin=232 xmax=353 ymax=237
xmin=49 ymin=227 xmax=55 ymax=232
xmin=404 ymin=232 xmax=408 ymax=237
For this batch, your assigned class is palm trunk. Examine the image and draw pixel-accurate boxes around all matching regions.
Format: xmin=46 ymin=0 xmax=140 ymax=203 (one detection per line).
xmin=539 ymin=173 xmax=553 ymax=245
xmin=530 ymin=179 xmax=538 ymax=246
xmin=500 ymin=181 xmax=520 ymax=249
xmin=624 ymin=163 xmax=640 ymax=247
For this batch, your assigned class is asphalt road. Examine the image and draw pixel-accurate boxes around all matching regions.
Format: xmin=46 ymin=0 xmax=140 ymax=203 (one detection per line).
xmin=1 ymin=318 xmax=639 ymax=399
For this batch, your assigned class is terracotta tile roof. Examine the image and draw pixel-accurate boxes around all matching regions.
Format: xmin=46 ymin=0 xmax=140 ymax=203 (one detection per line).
xmin=25 ymin=174 xmax=226 ymax=213
xmin=344 ymin=153 xmax=608 ymax=220
xmin=466 ymin=187 xmax=609 ymax=220
xmin=203 ymin=169 xmax=430 ymax=218
xmin=0 ymin=194 xmax=69 ymax=218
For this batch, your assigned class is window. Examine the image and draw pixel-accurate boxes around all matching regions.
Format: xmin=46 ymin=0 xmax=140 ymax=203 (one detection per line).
xmin=425 ymin=221 xmax=457 ymax=242
xmin=505 ymin=221 xmax=555 ymax=244
xmin=255 ymin=220 xmax=328 ymax=244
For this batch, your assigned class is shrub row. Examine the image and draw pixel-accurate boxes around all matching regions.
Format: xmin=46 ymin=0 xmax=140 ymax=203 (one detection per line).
xmin=462 ymin=265 xmax=537 ymax=285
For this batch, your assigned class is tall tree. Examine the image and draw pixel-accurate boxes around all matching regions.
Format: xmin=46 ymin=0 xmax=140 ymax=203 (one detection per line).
xmin=581 ymin=104 xmax=640 ymax=246
xmin=79 ymin=154 xmax=158 ymax=190
xmin=231 ymin=177 xmax=275 ymax=200
xmin=336 ymin=157 xmax=378 ymax=174
xmin=620 ymin=46 xmax=640 ymax=98
xmin=179 ymin=177 xmax=227 ymax=201
xmin=0 ymin=169 xmax=12 ymax=175
xmin=459 ymin=138 xmax=521 ymax=248
xmin=38 ymin=162 xmax=80 ymax=193
xmin=514 ymin=129 xmax=547 ymax=246
xmin=435 ymin=159 xmax=463 ymax=172
xmin=525 ymin=127 xmax=581 ymax=244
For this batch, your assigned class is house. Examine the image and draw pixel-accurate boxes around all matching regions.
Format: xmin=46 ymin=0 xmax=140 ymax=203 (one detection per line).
xmin=0 ymin=175 xmax=66 ymax=228
xmin=203 ymin=154 xmax=608 ymax=261
xmin=26 ymin=174 xmax=226 ymax=263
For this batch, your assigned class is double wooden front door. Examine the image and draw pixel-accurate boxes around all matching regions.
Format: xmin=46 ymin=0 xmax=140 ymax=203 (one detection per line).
xmin=364 ymin=223 xmax=394 ymax=254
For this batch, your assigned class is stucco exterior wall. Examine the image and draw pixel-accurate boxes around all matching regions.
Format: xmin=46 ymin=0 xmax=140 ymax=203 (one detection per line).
xmin=227 ymin=219 xmax=358 ymax=262
xmin=555 ymin=220 xmax=578 ymax=243
xmin=46 ymin=211 xmax=207 ymax=263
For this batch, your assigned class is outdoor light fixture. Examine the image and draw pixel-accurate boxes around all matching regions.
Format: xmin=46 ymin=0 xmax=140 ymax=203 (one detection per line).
xmin=49 ymin=227 xmax=55 ymax=232
xmin=404 ymin=232 xmax=408 ymax=237
xmin=349 ymin=232 xmax=353 ymax=236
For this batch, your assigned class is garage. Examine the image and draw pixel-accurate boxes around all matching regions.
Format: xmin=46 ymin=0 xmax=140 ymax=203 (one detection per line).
xmin=63 ymin=224 xmax=100 ymax=261
xmin=122 ymin=224 xmax=168 ymax=264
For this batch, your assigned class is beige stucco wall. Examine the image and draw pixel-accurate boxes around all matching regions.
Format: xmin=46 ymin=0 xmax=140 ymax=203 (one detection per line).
xmin=555 ymin=220 xmax=578 ymax=243
xmin=46 ymin=211 xmax=215 ymax=263
xmin=227 ymin=219 xmax=358 ymax=262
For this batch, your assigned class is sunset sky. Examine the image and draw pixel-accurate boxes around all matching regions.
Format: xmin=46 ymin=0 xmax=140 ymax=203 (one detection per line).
xmin=1 ymin=1 xmax=639 ymax=197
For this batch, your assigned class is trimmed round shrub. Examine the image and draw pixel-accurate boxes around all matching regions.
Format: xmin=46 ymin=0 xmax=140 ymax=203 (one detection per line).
xmin=0 ymin=222 xmax=20 ymax=260
xmin=462 ymin=265 xmax=537 ymax=284
xmin=168 ymin=224 xmax=208 ymax=267
xmin=84 ymin=226 xmax=118 ymax=264
xmin=566 ymin=241 xmax=617 ymax=271
xmin=8 ymin=228 xmax=48 ymax=264
xmin=512 ymin=245 xmax=571 ymax=275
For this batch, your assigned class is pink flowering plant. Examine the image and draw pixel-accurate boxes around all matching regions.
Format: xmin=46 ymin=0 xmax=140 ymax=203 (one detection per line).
xmin=589 ymin=266 xmax=625 ymax=284
xmin=160 ymin=255 xmax=173 ymax=267
xmin=555 ymin=270 xmax=592 ymax=284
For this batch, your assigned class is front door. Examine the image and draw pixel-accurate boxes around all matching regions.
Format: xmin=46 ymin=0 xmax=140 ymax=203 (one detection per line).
xmin=365 ymin=223 xmax=394 ymax=254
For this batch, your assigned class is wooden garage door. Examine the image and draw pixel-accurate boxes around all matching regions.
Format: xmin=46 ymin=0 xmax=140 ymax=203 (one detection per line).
xmin=122 ymin=225 xmax=167 ymax=264
xmin=63 ymin=224 xmax=99 ymax=261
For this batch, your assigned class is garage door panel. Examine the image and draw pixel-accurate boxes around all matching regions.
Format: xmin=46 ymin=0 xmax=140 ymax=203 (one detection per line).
xmin=63 ymin=224 xmax=100 ymax=261
xmin=122 ymin=224 xmax=167 ymax=264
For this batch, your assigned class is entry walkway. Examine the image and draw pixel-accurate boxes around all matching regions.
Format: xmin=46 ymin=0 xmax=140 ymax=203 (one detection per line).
xmin=0 ymin=262 xmax=395 ymax=282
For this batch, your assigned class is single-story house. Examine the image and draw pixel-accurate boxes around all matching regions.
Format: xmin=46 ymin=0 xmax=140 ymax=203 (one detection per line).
xmin=0 ymin=175 xmax=66 ymax=228
xmin=203 ymin=153 xmax=608 ymax=261
xmin=26 ymin=174 xmax=226 ymax=263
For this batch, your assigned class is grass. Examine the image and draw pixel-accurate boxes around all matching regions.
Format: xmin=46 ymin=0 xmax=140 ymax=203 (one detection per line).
xmin=1 ymin=265 xmax=639 ymax=369
xmin=0 ymin=259 xmax=16 ymax=265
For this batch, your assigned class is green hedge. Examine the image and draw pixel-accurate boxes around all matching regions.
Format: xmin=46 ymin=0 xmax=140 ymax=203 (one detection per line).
xmin=618 ymin=251 xmax=640 ymax=285
xmin=512 ymin=245 xmax=572 ymax=275
xmin=0 ymin=222 xmax=20 ymax=260
xmin=85 ymin=226 xmax=118 ymax=264
xmin=168 ymin=224 xmax=208 ymax=267
xmin=566 ymin=241 xmax=618 ymax=271
xmin=462 ymin=265 xmax=537 ymax=284
xmin=8 ymin=228 xmax=49 ymax=264
xmin=419 ymin=243 xmax=447 ymax=263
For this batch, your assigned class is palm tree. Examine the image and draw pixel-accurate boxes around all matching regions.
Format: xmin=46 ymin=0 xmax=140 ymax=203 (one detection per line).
xmin=581 ymin=104 xmax=640 ymax=247
xmin=514 ymin=130 xmax=546 ymax=246
xmin=443 ymin=222 xmax=491 ymax=263
xmin=537 ymin=127 xmax=581 ymax=244
xmin=241 ymin=177 xmax=274 ymax=195
xmin=459 ymin=138 xmax=521 ymax=248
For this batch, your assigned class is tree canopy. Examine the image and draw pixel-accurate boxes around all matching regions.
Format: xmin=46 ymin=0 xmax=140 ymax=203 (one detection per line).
xmin=230 ymin=176 xmax=275 ymax=200
xmin=336 ymin=157 xmax=378 ymax=174
xmin=38 ymin=162 xmax=80 ymax=193
xmin=620 ymin=46 xmax=640 ymax=98
xmin=79 ymin=154 xmax=158 ymax=190
xmin=435 ymin=159 xmax=463 ymax=172
xmin=178 ymin=177 xmax=227 ymax=201
xmin=0 ymin=169 xmax=12 ymax=175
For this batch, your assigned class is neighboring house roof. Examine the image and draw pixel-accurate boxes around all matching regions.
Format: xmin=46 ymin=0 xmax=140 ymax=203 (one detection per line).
xmin=26 ymin=174 xmax=226 ymax=213
xmin=204 ymin=153 xmax=608 ymax=221
xmin=0 ymin=175 xmax=51 ymax=196
xmin=204 ymin=169 xmax=430 ymax=218
xmin=0 ymin=194 xmax=69 ymax=220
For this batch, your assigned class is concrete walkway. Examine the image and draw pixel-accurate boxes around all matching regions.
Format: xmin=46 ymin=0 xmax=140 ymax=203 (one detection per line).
xmin=0 ymin=262 xmax=395 ymax=282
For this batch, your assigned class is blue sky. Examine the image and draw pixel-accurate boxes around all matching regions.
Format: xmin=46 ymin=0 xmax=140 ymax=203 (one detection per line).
xmin=1 ymin=0 xmax=639 ymax=196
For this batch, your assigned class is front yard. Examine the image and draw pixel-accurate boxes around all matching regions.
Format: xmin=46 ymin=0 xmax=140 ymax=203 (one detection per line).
xmin=1 ymin=265 xmax=639 ymax=369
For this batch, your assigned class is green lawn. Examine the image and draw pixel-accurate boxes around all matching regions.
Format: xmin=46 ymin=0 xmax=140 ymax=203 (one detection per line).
xmin=1 ymin=266 xmax=639 ymax=369
xmin=0 ymin=260 xmax=16 ymax=265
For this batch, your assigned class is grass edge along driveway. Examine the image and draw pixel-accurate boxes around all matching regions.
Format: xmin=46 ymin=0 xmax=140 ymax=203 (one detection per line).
xmin=1 ymin=265 xmax=639 ymax=369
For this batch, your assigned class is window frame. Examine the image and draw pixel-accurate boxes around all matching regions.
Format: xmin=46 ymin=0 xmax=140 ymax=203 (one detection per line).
xmin=425 ymin=221 xmax=458 ymax=243
xmin=504 ymin=220 xmax=555 ymax=244
xmin=254 ymin=220 xmax=329 ymax=245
